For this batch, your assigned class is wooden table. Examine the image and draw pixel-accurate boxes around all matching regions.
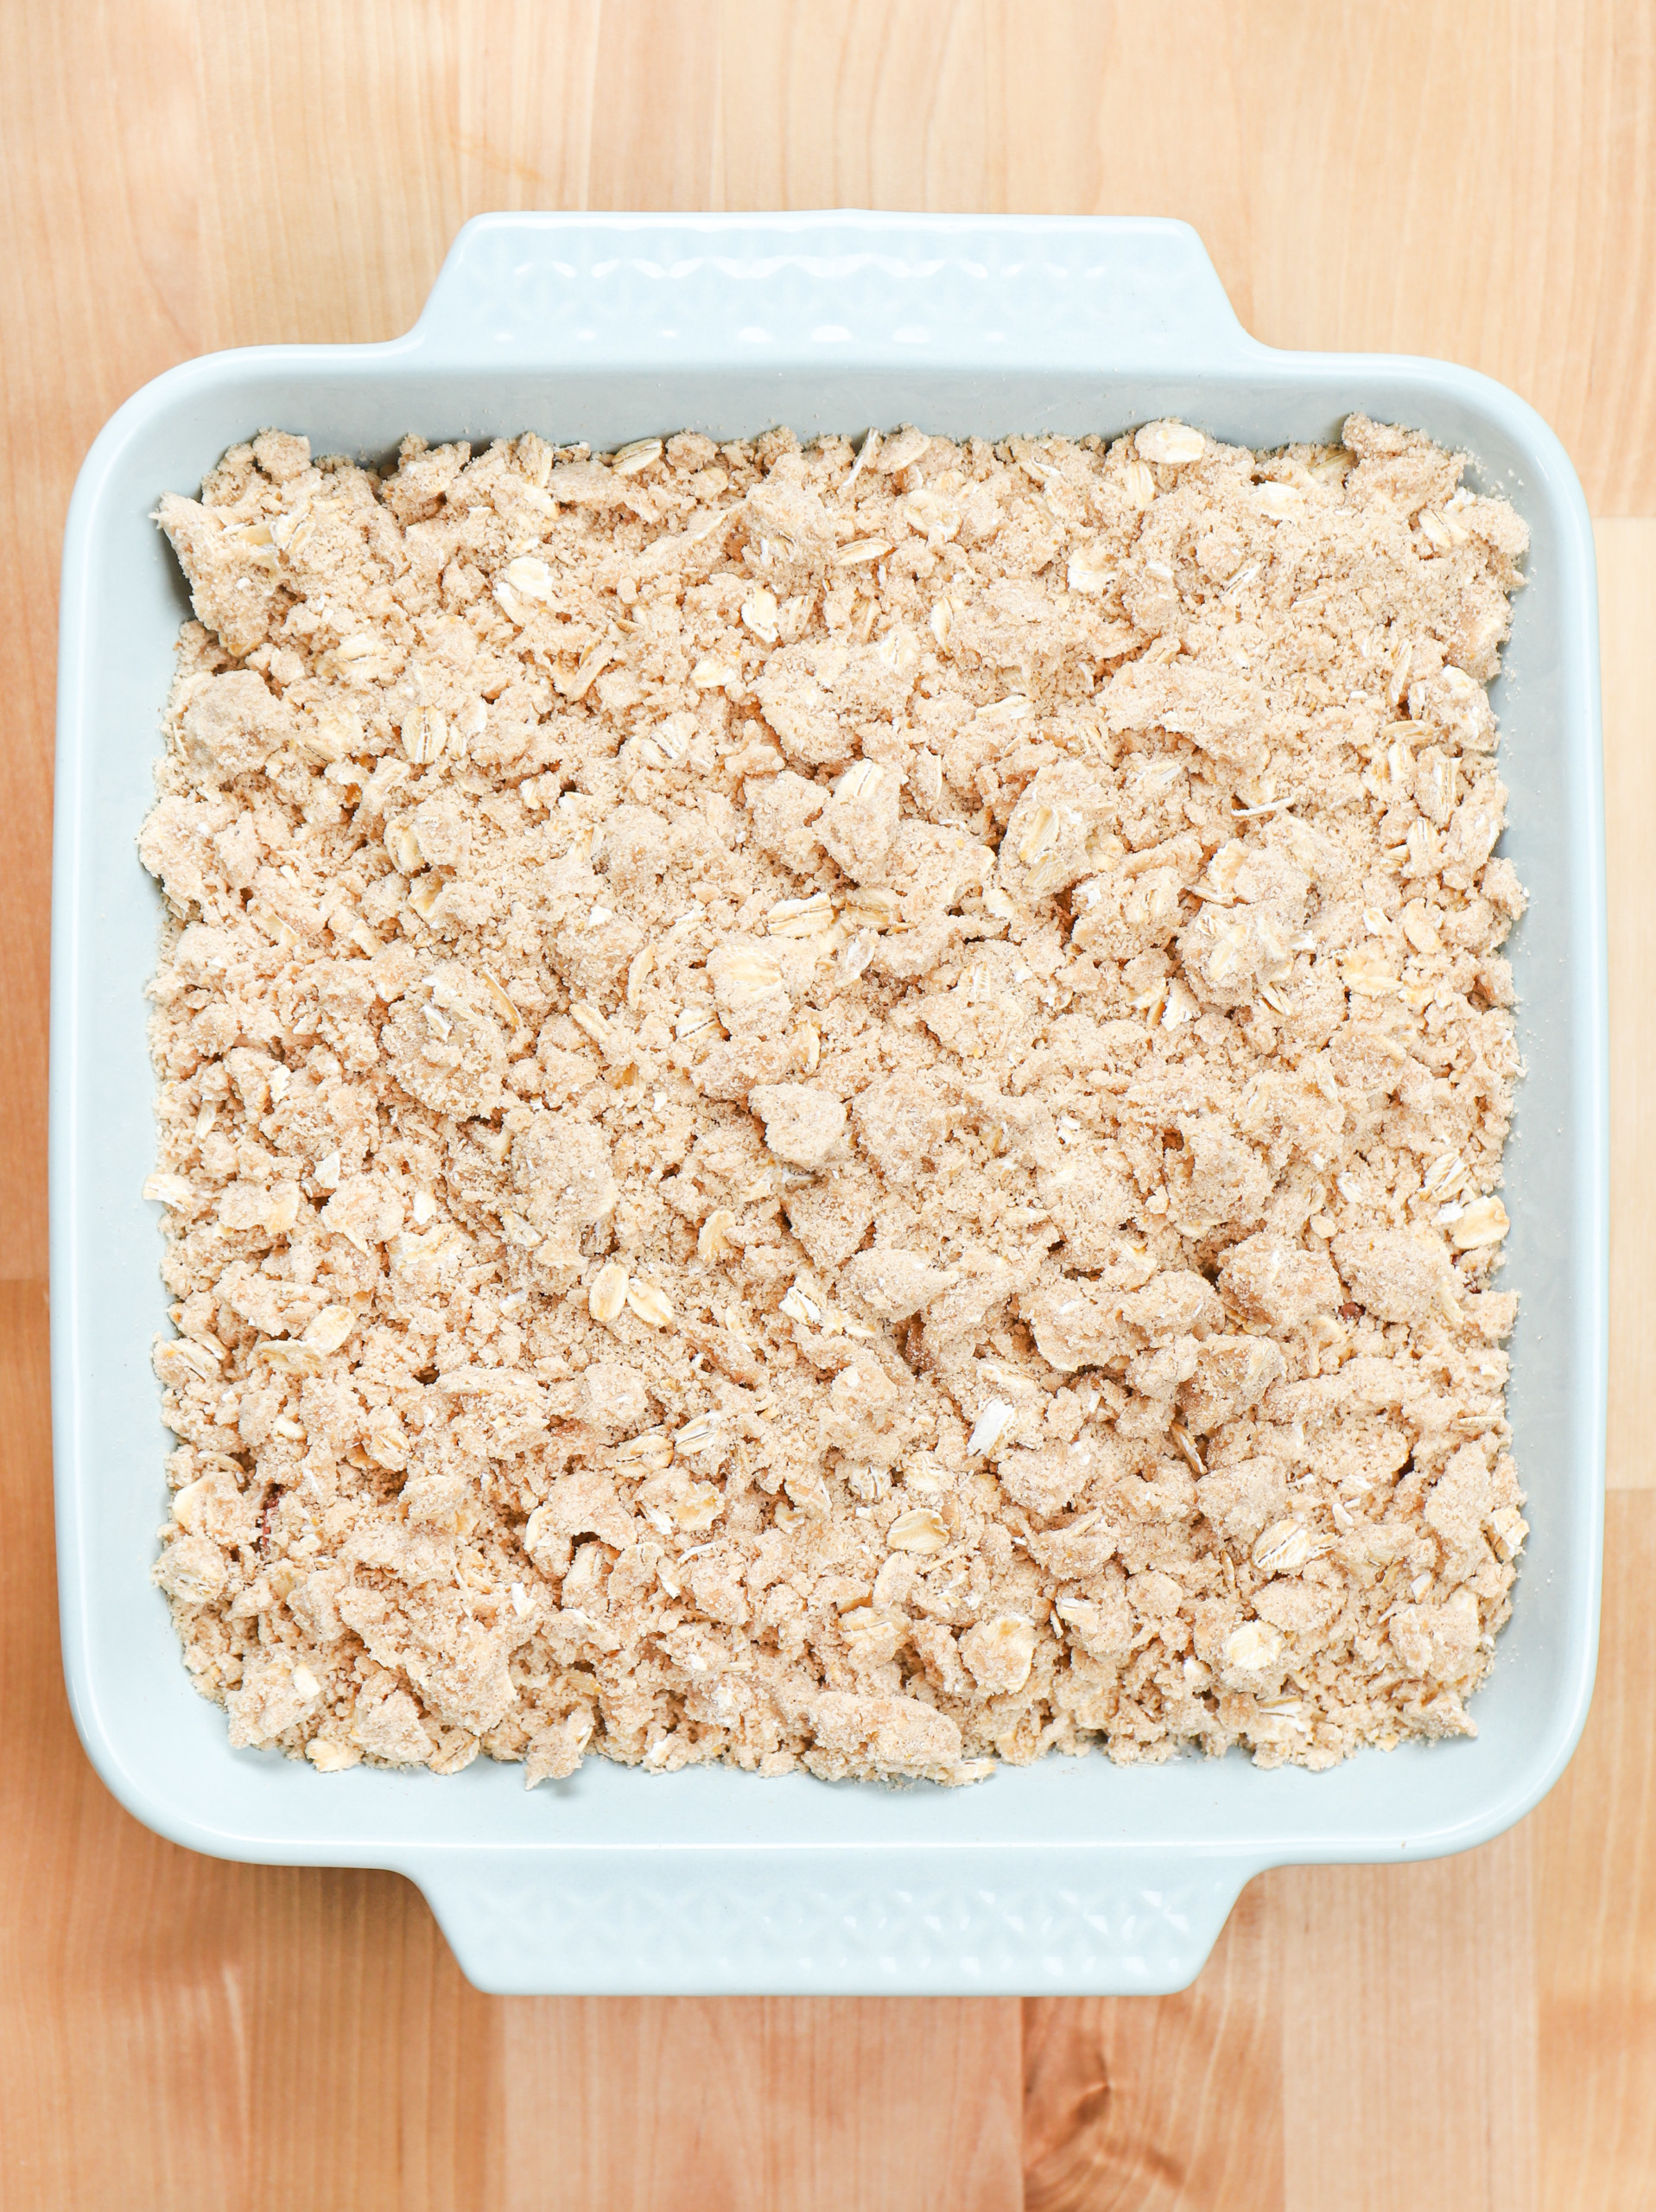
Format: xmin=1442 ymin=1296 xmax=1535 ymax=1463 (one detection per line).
xmin=3 ymin=6 xmax=1653 ymax=2204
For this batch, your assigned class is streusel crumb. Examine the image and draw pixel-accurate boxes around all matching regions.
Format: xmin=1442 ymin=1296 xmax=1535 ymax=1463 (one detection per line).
xmin=143 ymin=415 xmax=1528 ymax=1783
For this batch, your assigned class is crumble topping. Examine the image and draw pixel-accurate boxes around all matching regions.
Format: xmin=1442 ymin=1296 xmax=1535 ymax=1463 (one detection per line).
xmin=142 ymin=413 xmax=1528 ymax=1783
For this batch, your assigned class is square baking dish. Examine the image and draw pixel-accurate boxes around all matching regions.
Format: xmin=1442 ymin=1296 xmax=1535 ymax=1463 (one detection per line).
xmin=52 ymin=213 xmax=1606 ymax=1995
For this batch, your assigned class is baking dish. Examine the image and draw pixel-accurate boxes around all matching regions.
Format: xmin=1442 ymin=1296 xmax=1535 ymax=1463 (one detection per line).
xmin=51 ymin=213 xmax=1606 ymax=1995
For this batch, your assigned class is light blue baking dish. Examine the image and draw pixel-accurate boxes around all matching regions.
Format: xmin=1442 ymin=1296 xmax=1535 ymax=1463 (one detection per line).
xmin=51 ymin=213 xmax=1606 ymax=1995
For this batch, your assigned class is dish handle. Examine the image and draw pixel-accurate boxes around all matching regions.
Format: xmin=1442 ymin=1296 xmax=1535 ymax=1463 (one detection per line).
xmin=411 ymin=1850 xmax=1259 ymax=1998
xmin=403 ymin=211 xmax=1256 ymax=372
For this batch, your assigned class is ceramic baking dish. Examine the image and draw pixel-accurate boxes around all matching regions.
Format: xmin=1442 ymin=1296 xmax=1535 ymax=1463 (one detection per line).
xmin=51 ymin=213 xmax=1606 ymax=1995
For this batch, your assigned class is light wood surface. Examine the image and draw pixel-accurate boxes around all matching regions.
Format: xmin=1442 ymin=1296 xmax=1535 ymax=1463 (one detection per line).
xmin=4 ymin=5 xmax=1655 ymax=2206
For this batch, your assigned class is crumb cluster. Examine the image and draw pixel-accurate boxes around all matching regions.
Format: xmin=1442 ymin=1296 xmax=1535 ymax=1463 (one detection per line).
xmin=143 ymin=412 xmax=1529 ymax=1784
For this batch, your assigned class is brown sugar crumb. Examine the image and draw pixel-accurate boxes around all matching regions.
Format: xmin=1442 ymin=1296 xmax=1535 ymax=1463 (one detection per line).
xmin=141 ymin=414 xmax=1530 ymax=1783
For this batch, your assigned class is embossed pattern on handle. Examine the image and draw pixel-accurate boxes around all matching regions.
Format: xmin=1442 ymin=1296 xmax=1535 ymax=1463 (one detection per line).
xmin=407 ymin=211 xmax=1255 ymax=372
xmin=415 ymin=1854 xmax=1253 ymax=1996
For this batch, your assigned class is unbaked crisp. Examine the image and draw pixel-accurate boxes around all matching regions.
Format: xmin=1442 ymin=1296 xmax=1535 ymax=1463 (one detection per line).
xmin=142 ymin=414 xmax=1529 ymax=1783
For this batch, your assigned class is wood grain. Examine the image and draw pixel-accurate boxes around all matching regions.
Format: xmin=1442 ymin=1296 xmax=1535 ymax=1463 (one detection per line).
xmin=1600 ymin=520 xmax=1656 ymax=1489
xmin=1275 ymin=1832 xmax=1540 ymax=2212
xmin=502 ymin=1997 xmax=1024 ymax=2211
xmin=1022 ymin=1880 xmax=1283 ymax=2210
xmin=4 ymin=5 xmax=1656 ymax=2205
xmin=1535 ymin=1493 xmax=1656 ymax=2210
